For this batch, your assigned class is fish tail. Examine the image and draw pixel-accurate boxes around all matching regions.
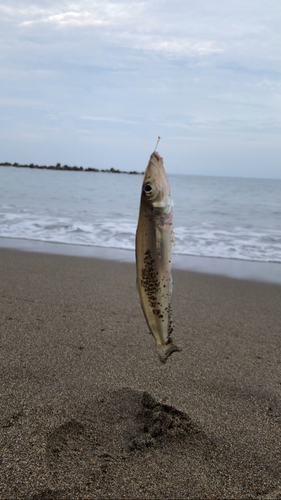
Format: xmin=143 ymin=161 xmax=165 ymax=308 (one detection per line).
xmin=157 ymin=342 xmax=182 ymax=363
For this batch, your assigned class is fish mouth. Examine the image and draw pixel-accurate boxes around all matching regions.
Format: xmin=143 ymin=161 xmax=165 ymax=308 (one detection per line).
xmin=151 ymin=151 xmax=162 ymax=161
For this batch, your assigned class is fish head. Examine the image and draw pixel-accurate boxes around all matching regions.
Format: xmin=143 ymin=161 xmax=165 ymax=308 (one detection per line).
xmin=141 ymin=152 xmax=173 ymax=215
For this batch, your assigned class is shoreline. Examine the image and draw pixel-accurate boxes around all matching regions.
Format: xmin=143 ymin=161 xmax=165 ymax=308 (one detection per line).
xmin=0 ymin=235 xmax=281 ymax=285
xmin=0 ymin=162 xmax=143 ymax=175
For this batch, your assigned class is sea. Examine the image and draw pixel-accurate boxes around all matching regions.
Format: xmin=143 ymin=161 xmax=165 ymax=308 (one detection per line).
xmin=0 ymin=166 xmax=281 ymax=283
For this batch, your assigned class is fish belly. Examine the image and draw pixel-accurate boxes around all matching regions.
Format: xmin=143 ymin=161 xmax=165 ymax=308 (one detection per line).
xmin=136 ymin=211 xmax=179 ymax=362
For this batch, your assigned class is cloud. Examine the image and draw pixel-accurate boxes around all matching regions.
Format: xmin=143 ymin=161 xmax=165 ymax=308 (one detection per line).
xmin=4 ymin=0 xmax=277 ymax=63
xmin=1 ymin=0 xmax=281 ymax=177
xmin=14 ymin=1 xmax=223 ymax=60
xmin=81 ymin=116 xmax=138 ymax=125
xmin=21 ymin=11 xmax=107 ymax=27
xmin=19 ymin=2 xmax=146 ymax=27
xmin=114 ymin=34 xmax=223 ymax=57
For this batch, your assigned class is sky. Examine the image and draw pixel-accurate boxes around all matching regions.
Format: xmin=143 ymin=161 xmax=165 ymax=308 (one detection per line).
xmin=1 ymin=0 xmax=281 ymax=178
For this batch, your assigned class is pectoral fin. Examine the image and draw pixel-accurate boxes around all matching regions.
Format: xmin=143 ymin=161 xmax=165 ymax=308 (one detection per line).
xmin=156 ymin=225 xmax=162 ymax=257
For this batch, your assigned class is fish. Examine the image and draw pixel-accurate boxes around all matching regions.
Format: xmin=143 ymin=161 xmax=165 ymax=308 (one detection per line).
xmin=136 ymin=150 xmax=180 ymax=363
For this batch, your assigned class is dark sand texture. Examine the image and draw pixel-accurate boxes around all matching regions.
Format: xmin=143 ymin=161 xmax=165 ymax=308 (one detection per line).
xmin=1 ymin=248 xmax=281 ymax=499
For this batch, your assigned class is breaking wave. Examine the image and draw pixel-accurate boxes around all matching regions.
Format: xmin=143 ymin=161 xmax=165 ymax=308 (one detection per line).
xmin=0 ymin=207 xmax=280 ymax=263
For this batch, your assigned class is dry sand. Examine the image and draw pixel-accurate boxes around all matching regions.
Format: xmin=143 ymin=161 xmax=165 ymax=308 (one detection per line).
xmin=1 ymin=248 xmax=281 ymax=499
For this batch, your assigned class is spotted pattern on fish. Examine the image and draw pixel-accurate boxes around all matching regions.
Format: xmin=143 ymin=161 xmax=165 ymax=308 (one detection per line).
xmin=167 ymin=303 xmax=174 ymax=342
xmin=140 ymin=250 xmax=161 ymax=315
xmin=140 ymin=249 xmax=174 ymax=328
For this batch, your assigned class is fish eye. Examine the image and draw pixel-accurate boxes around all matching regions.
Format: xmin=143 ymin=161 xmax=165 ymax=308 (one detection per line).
xmin=144 ymin=183 xmax=153 ymax=195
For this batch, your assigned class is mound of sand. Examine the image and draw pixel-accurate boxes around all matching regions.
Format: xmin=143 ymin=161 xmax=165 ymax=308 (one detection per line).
xmin=2 ymin=387 xmax=280 ymax=499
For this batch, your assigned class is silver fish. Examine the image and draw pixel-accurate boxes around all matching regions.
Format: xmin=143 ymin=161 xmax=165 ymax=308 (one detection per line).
xmin=136 ymin=150 xmax=180 ymax=363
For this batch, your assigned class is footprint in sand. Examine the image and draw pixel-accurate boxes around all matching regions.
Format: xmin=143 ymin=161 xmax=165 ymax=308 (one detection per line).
xmin=44 ymin=387 xmax=207 ymax=490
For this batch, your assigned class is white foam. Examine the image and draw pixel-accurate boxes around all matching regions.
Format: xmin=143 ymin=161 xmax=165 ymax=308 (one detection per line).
xmin=0 ymin=209 xmax=280 ymax=263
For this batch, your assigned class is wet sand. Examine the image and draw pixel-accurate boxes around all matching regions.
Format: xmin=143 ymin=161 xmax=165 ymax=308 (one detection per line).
xmin=1 ymin=248 xmax=281 ymax=499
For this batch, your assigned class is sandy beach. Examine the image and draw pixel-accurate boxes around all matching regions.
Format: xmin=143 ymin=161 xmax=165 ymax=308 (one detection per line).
xmin=1 ymin=248 xmax=281 ymax=499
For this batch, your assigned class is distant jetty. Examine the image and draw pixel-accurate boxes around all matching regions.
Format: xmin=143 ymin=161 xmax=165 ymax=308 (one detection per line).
xmin=0 ymin=162 xmax=143 ymax=175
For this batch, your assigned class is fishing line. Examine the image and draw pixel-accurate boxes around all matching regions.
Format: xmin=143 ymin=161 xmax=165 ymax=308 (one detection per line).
xmin=154 ymin=136 xmax=161 ymax=151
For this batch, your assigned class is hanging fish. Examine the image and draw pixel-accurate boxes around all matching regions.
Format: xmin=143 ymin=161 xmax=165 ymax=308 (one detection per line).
xmin=136 ymin=141 xmax=180 ymax=362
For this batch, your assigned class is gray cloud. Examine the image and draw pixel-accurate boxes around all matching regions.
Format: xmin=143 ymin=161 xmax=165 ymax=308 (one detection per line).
xmin=0 ymin=0 xmax=281 ymax=177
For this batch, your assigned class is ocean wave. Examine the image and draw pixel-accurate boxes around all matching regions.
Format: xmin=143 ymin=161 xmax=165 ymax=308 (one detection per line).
xmin=0 ymin=210 xmax=280 ymax=263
